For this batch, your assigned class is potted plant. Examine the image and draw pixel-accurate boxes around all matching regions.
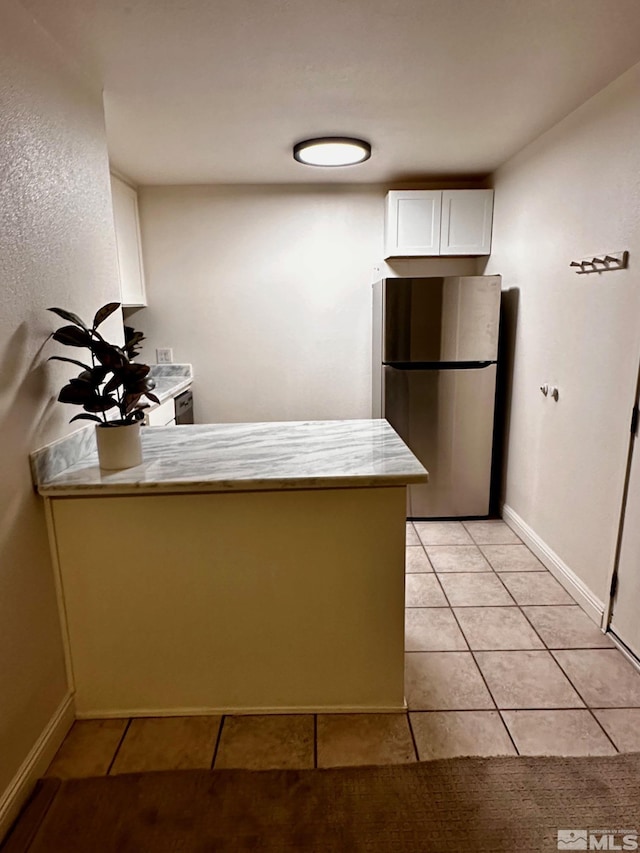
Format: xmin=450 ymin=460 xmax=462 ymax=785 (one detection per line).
xmin=47 ymin=302 xmax=159 ymax=470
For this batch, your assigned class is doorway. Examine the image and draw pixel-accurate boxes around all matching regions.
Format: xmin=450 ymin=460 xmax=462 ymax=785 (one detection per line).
xmin=606 ymin=369 xmax=640 ymax=661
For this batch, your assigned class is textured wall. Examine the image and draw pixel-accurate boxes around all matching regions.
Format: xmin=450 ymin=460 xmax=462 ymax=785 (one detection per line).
xmin=133 ymin=185 xmax=478 ymax=424
xmin=0 ymin=0 xmax=120 ymax=805
xmin=483 ymin=61 xmax=640 ymax=603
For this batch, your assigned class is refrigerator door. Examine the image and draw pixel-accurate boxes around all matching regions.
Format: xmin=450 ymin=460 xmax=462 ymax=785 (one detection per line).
xmin=381 ymin=276 xmax=501 ymax=364
xmin=384 ymin=364 xmax=497 ymax=518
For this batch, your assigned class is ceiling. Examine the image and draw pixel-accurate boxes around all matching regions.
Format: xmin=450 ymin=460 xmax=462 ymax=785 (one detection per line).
xmin=23 ymin=0 xmax=640 ymax=185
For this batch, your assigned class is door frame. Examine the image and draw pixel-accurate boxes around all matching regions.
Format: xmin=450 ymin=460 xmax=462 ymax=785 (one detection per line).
xmin=602 ymin=359 xmax=640 ymax=633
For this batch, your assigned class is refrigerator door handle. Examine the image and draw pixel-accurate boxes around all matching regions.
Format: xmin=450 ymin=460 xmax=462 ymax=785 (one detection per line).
xmin=383 ymin=360 xmax=495 ymax=370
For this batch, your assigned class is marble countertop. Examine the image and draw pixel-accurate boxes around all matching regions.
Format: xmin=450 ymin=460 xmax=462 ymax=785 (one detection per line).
xmin=148 ymin=364 xmax=192 ymax=405
xmin=37 ymin=419 xmax=428 ymax=496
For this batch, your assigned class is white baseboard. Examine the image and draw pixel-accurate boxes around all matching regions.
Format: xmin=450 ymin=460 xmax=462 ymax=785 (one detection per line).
xmin=609 ymin=631 xmax=640 ymax=674
xmin=501 ymin=504 xmax=605 ymax=626
xmin=0 ymin=692 xmax=74 ymax=843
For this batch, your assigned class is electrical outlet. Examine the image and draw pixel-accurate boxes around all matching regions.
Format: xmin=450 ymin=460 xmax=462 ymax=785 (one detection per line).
xmin=156 ymin=348 xmax=173 ymax=364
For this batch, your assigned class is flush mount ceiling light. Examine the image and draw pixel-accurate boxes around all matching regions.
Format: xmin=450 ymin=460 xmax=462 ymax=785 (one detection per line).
xmin=293 ymin=137 xmax=371 ymax=167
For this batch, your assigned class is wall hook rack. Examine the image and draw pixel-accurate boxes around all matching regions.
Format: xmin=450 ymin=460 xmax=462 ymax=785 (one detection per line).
xmin=570 ymin=250 xmax=628 ymax=274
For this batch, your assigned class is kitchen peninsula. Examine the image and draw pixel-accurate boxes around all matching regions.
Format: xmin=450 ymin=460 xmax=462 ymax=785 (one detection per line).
xmin=34 ymin=420 xmax=427 ymax=718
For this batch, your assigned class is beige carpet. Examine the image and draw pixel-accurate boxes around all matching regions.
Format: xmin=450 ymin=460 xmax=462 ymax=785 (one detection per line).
xmin=3 ymin=754 xmax=640 ymax=852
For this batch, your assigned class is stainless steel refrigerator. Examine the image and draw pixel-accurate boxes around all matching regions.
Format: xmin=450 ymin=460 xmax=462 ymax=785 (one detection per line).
xmin=372 ymin=276 xmax=501 ymax=519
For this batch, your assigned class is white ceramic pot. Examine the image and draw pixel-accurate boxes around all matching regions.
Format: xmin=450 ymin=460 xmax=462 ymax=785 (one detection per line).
xmin=95 ymin=422 xmax=143 ymax=470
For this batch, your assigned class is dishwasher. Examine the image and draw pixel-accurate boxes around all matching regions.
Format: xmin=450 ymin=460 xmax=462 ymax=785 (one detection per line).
xmin=175 ymin=389 xmax=194 ymax=424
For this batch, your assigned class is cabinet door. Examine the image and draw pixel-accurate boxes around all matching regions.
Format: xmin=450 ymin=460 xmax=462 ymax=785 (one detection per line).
xmin=110 ymin=174 xmax=147 ymax=307
xmin=144 ymin=397 xmax=176 ymax=426
xmin=440 ymin=190 xmax=493 ymax=255
xmin=384 ymin=191 xmax=442 ymax=258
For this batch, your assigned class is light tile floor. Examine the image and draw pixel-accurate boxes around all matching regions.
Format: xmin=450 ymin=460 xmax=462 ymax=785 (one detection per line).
xmin=45 ymin=520 xmax=640 ymax=777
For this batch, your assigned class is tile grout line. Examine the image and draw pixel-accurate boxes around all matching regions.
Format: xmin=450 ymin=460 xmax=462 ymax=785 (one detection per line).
xmin=405 ymin=711 xmax=421 ymax=762
xmin=210 ymin=715 xmax=226 ymax=769
xmin=106 ymin=718 xmax=131 ymax=776
xmin=405 ymin=604 xmax=615 ymax=616
xmin=496 ymin=709 xmax=521 ymax=756
xmin=404 ymin=645 xmax=618 ymax=653
xmin=405 ymin=594 xmax=582 ymax=608
xmin=430 ymin=571 xmax=458 ymax=619
xmin=403 ymin=705 xmax=613 ymax=713
xmin=408 ymin=601 xmax=588 ymax=609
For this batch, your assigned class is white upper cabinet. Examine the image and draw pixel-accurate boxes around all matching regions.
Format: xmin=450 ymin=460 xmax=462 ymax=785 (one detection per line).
xmin=110 ymin=174 xmax=147 ymax=307
xmin=385 ymin=190 xmax=442 ymax=257
xmin=440 ymin=190 xmax=493 ymax=255
xmin=384 ymin=189 xmax=494 ymax=258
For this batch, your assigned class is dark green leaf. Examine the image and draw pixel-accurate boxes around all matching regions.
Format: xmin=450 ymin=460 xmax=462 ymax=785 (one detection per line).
xmin=48 ymin=355 xmax=93 ymax=371
xmin=123 ymin=326 xmax=146 ymax=357
xmin=103 ymin=374 xmax=123 ymax=395
xmin=92 ymin=340 xmax=127 ymax=369
xmin=91 ymin=366 xmax=109 ymax=384
xmin=69 ymin=413 xmax=103 ymax=423
xmin=93 ymin=302 xmax=120 ymax=329
xmin=52 ymin=325 xmax=92 ymax=348
xmin=124 ymin=327 xmax=144 ymax=346
xmin=47 ymin=307 xmax=87 ymax=329
xmin=83 ymin=395 xmax=119 ymax=413
xmin=58 ymin=382 xmax=94 ymax=404
xmin=121 ymin=362 xmax=150 ymax=379
xmin=124 ymin=392 xmax=155 ymax=414
xmin=123 ymin=392 xmax=142 ymax=411
xmin=71 ymin=374 xmax=95 ymax=387
xmin=145 ymin=392 xmax=160 ymax=405
xmin=126 ymin=377 xmax=156 ymax=394
xmin=73 ymin=368 xmax=107 ymax=388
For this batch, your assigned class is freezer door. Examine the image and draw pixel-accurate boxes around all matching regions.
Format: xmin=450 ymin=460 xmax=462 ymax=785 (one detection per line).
xmin=384 ymin=364 xmax=497 ymax=518
xmin=381 ymin=276 xmax=501 ymax=363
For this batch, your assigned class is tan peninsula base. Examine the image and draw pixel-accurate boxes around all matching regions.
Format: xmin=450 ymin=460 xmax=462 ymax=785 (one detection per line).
xmin=46 ymin=486 xmax=407 ymax=717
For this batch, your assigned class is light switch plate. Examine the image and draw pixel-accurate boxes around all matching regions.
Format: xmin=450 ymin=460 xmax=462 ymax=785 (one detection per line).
xmin=156 ymin=348 xmax=173 ymax=364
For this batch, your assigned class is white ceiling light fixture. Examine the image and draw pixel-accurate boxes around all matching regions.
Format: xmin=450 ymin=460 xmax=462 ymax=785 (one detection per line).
xmin=293 ymin=137 xmax=371 ymax=167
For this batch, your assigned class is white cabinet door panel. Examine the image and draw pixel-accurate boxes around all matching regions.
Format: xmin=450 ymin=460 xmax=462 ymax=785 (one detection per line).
xmin=110 ymin=174 xmax=147 ymax=307
xmin=385 ymin=190 xmax=441 ymax=257
xmin=440 ymin=190 xmax=493 ymax=255
xmin=145 ymin=397 xmax=175 ymax=427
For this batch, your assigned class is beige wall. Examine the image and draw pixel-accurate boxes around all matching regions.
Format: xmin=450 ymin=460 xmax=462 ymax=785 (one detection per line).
xmin=134 ymin=185 xmax=478 ymax=424
xmin=0 ymin=0 xmax=120 ymax=809
xmin=483 ymin=61 xmax=640 ymax=604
